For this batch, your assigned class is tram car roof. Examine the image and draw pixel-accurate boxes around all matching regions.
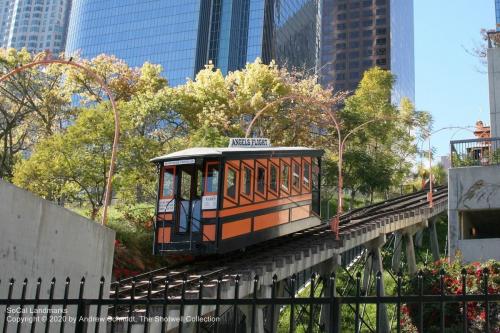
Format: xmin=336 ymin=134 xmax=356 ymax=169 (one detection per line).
xmin=150 ymin=146 xmax=324 ymax=162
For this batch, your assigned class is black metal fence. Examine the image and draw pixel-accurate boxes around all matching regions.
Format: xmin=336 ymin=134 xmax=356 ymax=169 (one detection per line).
xmin=0 ymin=269 xmax=499 ymax=333
xmin=450 ymin=137 xmax=500 ymax=167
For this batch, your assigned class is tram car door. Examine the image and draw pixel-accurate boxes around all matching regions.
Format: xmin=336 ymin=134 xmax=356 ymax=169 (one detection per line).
xmin=156 ymin=160 xmax=205 ymax=252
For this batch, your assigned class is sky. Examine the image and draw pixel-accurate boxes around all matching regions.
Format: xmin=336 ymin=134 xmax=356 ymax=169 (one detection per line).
xmin=414 ymin=0 xmax=495 ymax=160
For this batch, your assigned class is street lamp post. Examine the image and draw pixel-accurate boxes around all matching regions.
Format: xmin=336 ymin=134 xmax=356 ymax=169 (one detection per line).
xmin=423 ymin=126 xmax=475 ymax=208
xmin=0 ymin=56 xmax=120 ymax=225
xmin=326 ymin=112 xmax=398 ymax=237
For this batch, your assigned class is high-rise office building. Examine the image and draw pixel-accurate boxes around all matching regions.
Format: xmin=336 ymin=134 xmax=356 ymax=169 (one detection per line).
xmin=320 ymin=0 xmax=415 ymax=103
xmin=0 ymin=0 xmax=72 ymax=54
xmin=65 ymin=0 xmax=320 ymax=86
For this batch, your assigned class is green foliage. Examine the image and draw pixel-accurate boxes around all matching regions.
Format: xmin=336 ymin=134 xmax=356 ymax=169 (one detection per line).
xmin=2 ymin=51 xmax=434 ymax=277
xmin=0 ymin=49 xmax=72 ymax=179
xmin=324 ymin=67 xmax=431 ymax=206
xmin=13 ymin=105 xmax=115 ymax=219
xmin=400 ymin=259 xmax=500 ymax=332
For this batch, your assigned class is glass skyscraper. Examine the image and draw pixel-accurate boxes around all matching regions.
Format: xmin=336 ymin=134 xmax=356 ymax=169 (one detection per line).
xmin=320 ymin=0 xmax=415 ymax=103
xmin=65 ymin=0 xmax=320 ymax=86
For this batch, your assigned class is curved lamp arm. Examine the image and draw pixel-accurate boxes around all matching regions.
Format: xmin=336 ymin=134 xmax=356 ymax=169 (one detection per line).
xmin=0 ymin=58 xmax=120 ymax=225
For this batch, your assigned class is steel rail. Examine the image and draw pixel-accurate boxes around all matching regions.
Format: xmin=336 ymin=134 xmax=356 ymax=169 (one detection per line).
xmin=111 ymin=187 xmax=448 ymax=306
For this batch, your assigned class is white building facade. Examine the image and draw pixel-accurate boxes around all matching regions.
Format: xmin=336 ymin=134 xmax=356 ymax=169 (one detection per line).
xmin=0 ymin=0 xmax=72 ymax=54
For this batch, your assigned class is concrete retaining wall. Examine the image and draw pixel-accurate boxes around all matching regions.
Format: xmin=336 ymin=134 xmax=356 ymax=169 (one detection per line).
xmin=488 ymin=46 xmax=500 ymax=138
xmin=448 ymin=165 xmax=500 ymax=262
xmin=0 ymin=179 xmax=115 ymax=298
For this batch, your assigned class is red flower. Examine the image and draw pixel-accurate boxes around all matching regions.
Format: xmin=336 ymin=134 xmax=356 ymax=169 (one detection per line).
xmin=479 ymin=311 xmax=486 ymax=320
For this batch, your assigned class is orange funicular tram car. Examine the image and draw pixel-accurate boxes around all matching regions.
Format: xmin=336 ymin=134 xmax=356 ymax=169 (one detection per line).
xmin=151 ymin=140 xmax=324 ymax=255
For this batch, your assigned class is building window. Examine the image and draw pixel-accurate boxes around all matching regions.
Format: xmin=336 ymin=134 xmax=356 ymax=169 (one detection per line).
xmin=376 ymin=58 xmax=387 ymax=66
xmin=460 ymin=210 xmax=500 ymax=239
xmin=362 ymin=10 xmax=372 ymax=17
xmin=376 ymin=38 xmax=386 ymax=45
xmin=243 ymin=166 xmax=251 ymax=195
xmin=292 ymin=162 xmax=300 ymax=190
xmin=349 ymin=2 xmax=360 ymax=9
xmin=205 ymin=163 xmax=219 ymax=194
xmin=256 ymin=167 xmax=265 ymax=194
xmin=363 ymin=60 xmax=373 ymax=67
xmin=303 ymin=162 xmax=311 ymax=188
xmin=350 ymin=61 xmax=359 ymax=68
xmin=335 ymin=63 xmax=346 ymax=70
xmin=162 ymin=167 xmax=175 ymax=197
xmin=362 ymin=20 xmax=372 ymax=27
xmin=270 ymin=164 xmax=278 ymax=193
xmin=226 ymin=168 xmax=237 ymax=199
xmin=281 ymin=164 xmax=290 ymax=191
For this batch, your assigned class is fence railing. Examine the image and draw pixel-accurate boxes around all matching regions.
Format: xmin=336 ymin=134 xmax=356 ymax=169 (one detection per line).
xmin=0 ymin=269 xmax=499 ymax=333
xmin=450 ymin=137 xmax=500 ymax=167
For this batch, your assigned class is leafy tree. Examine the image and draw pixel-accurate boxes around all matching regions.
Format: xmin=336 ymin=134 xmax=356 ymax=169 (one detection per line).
xmin=324 ymin=67 xmax=431 ymax=204
xmin=171 ymin=59 xmax=334 ymax=147
xmin=13 ymin=105 xmax=114 ymax=219
xmin=0 ymin=49 xmax=71 ymax=179
xmin=63 ymin=54 xmax=167 ymax=103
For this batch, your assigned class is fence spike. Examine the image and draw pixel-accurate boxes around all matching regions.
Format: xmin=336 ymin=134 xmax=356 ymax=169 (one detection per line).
xmin=60 ymin=277 xmax=70 ymax=333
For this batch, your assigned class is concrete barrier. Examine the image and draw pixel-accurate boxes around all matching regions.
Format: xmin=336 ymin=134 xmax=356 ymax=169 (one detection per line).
xmin=0 ymin=179 xmax=115 ymax=332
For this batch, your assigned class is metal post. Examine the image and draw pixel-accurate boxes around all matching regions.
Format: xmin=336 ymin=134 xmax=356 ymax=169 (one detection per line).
xmin=428 ymin=135 xmax=434 ymax=208
xmin=75 ymin=277 xmax=86 ymax=333
xmin=372 ymin=248 xmax=390 ymax=333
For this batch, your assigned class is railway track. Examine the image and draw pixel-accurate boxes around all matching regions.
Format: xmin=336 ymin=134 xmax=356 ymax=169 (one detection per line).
xmin=110 ymin=186 xmax=447 ymax=304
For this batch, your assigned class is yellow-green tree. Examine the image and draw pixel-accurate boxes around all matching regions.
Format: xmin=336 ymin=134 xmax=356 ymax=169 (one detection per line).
xmin=326 ymin=67 xmax=431 ymax=204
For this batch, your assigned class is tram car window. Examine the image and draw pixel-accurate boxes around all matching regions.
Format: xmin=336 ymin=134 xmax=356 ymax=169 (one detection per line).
xmin=150 ymin=147 xmax=324 ymax=255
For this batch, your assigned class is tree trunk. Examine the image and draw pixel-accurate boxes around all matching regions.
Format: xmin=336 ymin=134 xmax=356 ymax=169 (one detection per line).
xmin=370 ymin=190 xmax=374 ymax=204
xmin=90 ymin=206 xmax=99 ymax=220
